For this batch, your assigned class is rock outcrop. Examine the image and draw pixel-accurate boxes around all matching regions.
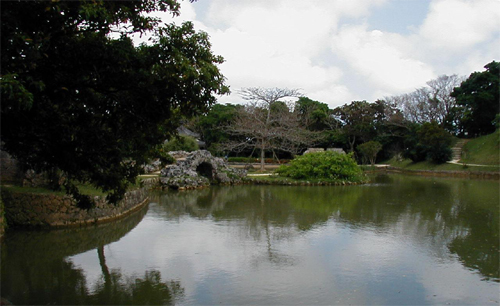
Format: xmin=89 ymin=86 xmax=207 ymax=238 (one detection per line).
xmin=160 ymin=150 xmax=246 ymax=189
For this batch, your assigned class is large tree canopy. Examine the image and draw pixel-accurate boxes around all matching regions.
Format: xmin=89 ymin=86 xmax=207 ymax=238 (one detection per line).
xmin=331 ymin=100 xmax=386 ymax=153
xmin=1 ymin=0 xmax=229 ymax=206
xmin=451 ymin=61 xmax=499 ymax=137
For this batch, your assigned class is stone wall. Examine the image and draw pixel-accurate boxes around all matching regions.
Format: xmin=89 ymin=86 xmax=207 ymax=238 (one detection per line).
xmin=1 ymin=180 xmax=157 ymax=228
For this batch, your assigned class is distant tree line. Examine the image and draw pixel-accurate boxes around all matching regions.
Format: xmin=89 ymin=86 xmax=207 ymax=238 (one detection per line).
xmin=189 ymin=61 xmax=499 ymax=166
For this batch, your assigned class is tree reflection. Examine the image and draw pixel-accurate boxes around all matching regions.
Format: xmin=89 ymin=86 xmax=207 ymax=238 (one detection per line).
xmin=153 ymin=177 xmax=499 ymax=282
xmin=92 ymin=245 xmax=184 ymax=305
xmin=1 ymin=203 xmax=185 ymax=305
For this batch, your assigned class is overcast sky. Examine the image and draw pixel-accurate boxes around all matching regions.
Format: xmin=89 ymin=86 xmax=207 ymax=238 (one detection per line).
xmin=149 ymin=0 xmax=500 ymax=108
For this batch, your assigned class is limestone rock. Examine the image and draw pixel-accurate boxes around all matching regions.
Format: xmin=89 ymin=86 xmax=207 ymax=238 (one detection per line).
xmin=142 ymin=158 xmax=162 ymax=173
xmin=160 ymin=150 xmax=246 ymax=189
xmin=303 ymin=148 xmax=325 ymax=154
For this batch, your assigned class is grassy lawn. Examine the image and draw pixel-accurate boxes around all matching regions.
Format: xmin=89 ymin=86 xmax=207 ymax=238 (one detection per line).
xmin=461 ymin=130 xmax=500 ymax=165
xmin=384 ymin=158 xmax=499 ymax=172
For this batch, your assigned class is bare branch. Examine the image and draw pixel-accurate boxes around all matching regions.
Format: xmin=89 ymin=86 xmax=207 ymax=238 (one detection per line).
xmin=239 ymin=87 xmax=302 ymax=105
xmin=220 ymin=88 xmax=316 ymax=169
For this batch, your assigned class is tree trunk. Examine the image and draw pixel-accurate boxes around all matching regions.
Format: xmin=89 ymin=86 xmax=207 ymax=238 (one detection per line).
xmin=260 ymin=142 xmax=265 ymax=171
xmin=348 ymin=135 xmax=356 ymax=152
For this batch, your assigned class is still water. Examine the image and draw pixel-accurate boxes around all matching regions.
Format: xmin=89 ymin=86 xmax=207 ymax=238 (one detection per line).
xmin=1 ymin=174 xmax=499 ymax=305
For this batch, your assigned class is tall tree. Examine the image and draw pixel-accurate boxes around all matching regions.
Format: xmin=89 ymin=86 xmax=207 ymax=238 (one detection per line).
xmin=221 ymin=88 xmax=316 ymax=170
xmin=357 ymin=141 xmax=383 ymax=166
xmin=386 ymin=74 xmax=464 ymax=129
xmin=331 ymin=101 xmax=385 ymax=153
xmin=190 ymin=103 xmax=241 ymax=154
xmin=294 ymin=97 xmax=331 ymax=131
xmin=403 ymin=122 xmax=453 ymax=163
xmin=1 ymin=1 xmax=229 ymax=207
xmin=451 ymin=61 xmax=500 ymax=137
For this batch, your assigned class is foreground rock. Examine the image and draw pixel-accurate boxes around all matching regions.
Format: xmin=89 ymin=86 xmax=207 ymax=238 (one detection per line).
xmin=160 ymin=150 xmax=247 ymax=190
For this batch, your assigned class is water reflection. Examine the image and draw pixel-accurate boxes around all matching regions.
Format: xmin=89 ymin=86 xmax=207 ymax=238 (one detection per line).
xmin=1 ymin=204 xmax=185 ymax=305
xmin=153 ymin=175 xmax=499 ymax=282
xmin=1 ymin=175 xmax=499 ymax=305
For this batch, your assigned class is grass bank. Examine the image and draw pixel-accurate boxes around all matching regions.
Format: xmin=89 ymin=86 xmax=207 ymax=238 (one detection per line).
xmin=244 ymin=174 xmax=367 ymax=186
xmin=461 ymin=130 xmax=499 ymax=165
xmin=379 ymin=130 xmax=499 ymax=173
xmin=382 ymin=159 xmax=499 ymax=172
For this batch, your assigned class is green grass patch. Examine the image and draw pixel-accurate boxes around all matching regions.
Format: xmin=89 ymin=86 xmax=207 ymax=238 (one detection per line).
xmin=461 ymin=130 xmax=500 ymax=165
xmin=245 ymin=174 xmax=366 ymax=185
xmin=384 ymin=157 xmax=499 ymax=172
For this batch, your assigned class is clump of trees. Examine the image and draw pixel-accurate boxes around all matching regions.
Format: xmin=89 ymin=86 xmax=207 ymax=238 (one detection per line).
xmin=276 ymin=151 xmax=365 ymax=183
xmin=450 ymin=61 xmax=499 ymax=137
xmin=192 ymin=61 xmax=498 ymax=167
xmin=1 ymin=0 xmax=229 ymax=207
xmin=403 ymin=122 xmax=453 ymax=163
xmin=218 ymin=87 xmax=320 ymax=171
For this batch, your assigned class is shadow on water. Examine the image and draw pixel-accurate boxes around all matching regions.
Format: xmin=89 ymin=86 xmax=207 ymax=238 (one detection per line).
xmin=1 ymin=200 xmax=185 ymax=305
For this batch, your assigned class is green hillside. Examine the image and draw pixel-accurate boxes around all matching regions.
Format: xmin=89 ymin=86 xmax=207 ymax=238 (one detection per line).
xmin=383 ymin=130 xmax=499 ymax=172
xmin=462 ymin=130 xmax=500 ymax=165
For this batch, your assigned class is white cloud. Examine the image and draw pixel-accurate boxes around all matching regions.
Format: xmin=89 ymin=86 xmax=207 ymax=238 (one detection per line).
xmin=419 ymin=0 xmax=500 ymax=50
xmin=147 ymin=0 xmax=499 ymax=108
xmin=202 ymin=1 xmax=352 ymax=106
xmin=331 ymin=24 xmax=436 ymax=96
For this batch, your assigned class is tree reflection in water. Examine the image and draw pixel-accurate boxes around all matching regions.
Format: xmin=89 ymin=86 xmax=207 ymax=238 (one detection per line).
xmin=153 ymin=176 xmax=499 ymax=282
xmin=2 ymin=175 xmax=498 ymax=305
xmin=92 ymin=246 xmax=183 ymax=305
xmin=1 ymin=204 xmax=185 ymax=305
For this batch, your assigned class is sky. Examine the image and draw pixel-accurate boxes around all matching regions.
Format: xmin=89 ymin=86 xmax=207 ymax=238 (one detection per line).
xmin=144 ymin=0 xmax=500 ymax=108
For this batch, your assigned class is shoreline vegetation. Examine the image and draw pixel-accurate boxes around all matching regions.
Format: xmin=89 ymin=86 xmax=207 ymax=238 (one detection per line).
xmin=1 ymin=129 xmax=497 ymax=231
xmin=1 ymin=155 xmax=497 ymax=232
xmin=3 ymin=155 xmax=498 ymax=197
xmin=2 ymin=153 xmax=498 ymax=198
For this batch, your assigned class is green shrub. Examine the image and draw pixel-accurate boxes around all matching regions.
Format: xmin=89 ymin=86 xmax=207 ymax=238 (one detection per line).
xmin=157 ymin=150 xmax=176 ymax=166
xmin=163 ymin=135 xmax=199 ymax=152
xmin=276 ymin=151 xmax=365 ymax=182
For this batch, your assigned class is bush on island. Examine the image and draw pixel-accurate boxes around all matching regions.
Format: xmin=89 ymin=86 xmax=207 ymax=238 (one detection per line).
xmin=164 ymin=135 xmax=199 ymax=152
xmin=276 ymin=151 xmax=365 ymax=182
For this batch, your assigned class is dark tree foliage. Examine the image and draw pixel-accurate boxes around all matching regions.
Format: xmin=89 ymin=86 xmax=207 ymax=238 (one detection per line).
xmin=403 ymin=122 xmax=452 ymax=164
xmin=295 ymin=97 xmax=330 ymax=131
xmin=192 ymin=103 xmax=242 ymax=154
xmin=331 ymin=100 xmax=386 ymax=153
xmin=451 ymin=61 xmax=499 ymax=137
xmin=1 ymin=0 xmax=229 ymax=207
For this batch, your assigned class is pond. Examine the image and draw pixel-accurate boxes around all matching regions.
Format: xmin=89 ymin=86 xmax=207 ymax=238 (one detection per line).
xmin=1 ymin=174 xmax=499 ymax=305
